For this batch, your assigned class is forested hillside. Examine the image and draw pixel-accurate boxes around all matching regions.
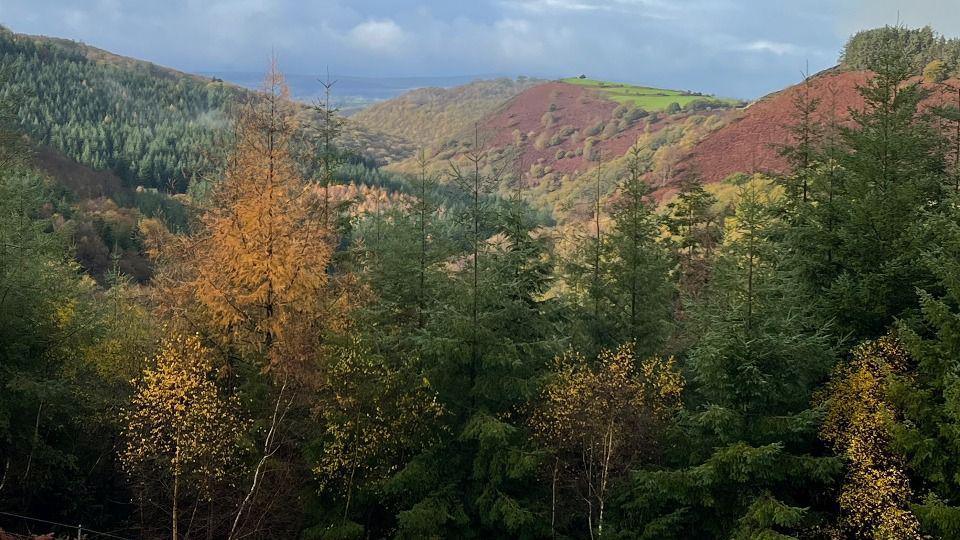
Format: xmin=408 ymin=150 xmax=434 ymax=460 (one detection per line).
xmin=352 ymin=76 xmax=542 ymax=148
xmin=6 ymin=22 xmax=960 ymax=540
xmin=0 ymin=26 xmax=412 ymax=193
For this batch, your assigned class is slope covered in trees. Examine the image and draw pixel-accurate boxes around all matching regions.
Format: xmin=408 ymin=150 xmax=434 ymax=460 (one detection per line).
xmin=0 ymin=26 xmax=411 ymax=193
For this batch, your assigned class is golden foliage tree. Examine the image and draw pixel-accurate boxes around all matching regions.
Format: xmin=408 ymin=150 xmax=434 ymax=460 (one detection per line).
xmin=821 ymin=335 xmax=921 ymax=540
xmin=151 ymin=61 xmax=340 ymax=378
xmin=532 ymin=343 xmax=683 ymax=539
xmin=144 ymin=62 xmax=350 ymax=539
xmin=121 ymin=333 xmax=247 ymax=540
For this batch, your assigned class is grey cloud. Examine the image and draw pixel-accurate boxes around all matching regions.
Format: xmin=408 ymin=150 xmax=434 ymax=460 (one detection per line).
xmin=0 ymin=0 xmax=953 ymax=99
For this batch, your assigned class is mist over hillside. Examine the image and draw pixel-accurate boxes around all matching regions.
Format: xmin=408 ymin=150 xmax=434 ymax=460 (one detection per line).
xmin=203 ymin=71 xmax=520 ymax=113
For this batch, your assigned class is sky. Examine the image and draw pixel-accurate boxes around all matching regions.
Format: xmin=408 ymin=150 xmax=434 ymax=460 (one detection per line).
xmin=1 ymin=0 xmax=959 ymax=99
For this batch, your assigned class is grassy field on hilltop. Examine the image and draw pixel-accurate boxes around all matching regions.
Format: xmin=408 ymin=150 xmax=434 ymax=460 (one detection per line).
xmin=561 ymin=76 xmax=739 ymax=111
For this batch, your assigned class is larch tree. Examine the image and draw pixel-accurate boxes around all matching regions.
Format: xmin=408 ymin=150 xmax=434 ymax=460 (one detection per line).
xmin=150 ymin=60 xmax=340 ymax=377
xmin=146 ymin=62 xmax=345 ymax=539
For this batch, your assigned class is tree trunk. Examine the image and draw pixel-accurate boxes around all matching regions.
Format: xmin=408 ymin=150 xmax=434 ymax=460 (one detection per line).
xmin=172 ymin=463 xmax=180 ymax=540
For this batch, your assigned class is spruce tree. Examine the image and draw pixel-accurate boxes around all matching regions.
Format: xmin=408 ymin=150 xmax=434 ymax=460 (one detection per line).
xmin=889 ymin=199 xmax=960 ymax=537
xmin=387 ymin=135 xmax=557 ymax=538
xmin=603 ymin=146 xmax=674 ymax=358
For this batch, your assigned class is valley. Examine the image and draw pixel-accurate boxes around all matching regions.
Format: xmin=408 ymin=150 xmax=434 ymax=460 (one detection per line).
xmin=4 ymin=14 xmax=960 ymax=540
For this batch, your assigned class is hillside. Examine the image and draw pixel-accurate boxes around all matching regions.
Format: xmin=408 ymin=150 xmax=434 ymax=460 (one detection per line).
xmin=679 ymin=69 xmax=868 ymax=185
xmin=352 ymin=77 xmax=542 ymax=148
xmin=0 ymin=26 xmax=411 ymax=191
xmin=677 ymin=68 xmax=960 ymax=187
xmin=387 ymin=78 xmax=738 ymax=221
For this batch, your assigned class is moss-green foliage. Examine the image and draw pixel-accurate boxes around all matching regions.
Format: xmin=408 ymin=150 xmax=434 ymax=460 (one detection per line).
xmin=0 ymin=26 xmax=237 ymax=192
xmin=560 ymin=77 xmax=741 ymax=111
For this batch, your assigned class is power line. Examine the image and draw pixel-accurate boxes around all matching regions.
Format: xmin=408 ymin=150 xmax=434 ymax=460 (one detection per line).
xmin=0 ymin=511 xmax=133 ymax=540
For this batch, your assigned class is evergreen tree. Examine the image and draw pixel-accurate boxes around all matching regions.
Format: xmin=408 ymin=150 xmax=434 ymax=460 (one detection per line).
xmin=387 ymin=135 xmax=558 ymax=538
xmin=617 ymin=182 xmax=840 ymax=538
xmin=602 ymin=146 xmax=674 ymax=359
xmin=664 ymin=170 xmax=722 ymax=302
xmin=887 ymin=199 xmax=960 ymax=537
xmin=790 ymin=47 xmax=948 ymax=340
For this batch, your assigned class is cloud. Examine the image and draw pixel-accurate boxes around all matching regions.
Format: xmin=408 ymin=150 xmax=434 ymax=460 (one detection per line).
xmin=838 ymin=0 xmax=960 ymax=37
xmin=0 ymin=0 xmax=865 ymax=99
xmin=501 ymin=0 xmax=679 ymax=19
xmin=347 ymin=19 xmax=407 ymax=54
xmin=738 ymin=39 xmax=802 ymax=56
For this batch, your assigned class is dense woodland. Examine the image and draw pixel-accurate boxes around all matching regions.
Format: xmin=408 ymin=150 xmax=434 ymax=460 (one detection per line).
xmin=6 ymin=25 xmax=960 ymax=540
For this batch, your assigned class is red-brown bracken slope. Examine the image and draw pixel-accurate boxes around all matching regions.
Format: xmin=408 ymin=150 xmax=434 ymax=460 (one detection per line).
xmin=680 ymin=70 xmax=869 ymax=184
xmin=681 ymin=70 xmax=960 ymax=186
xmin=475 ymin=81 xmax=723 ymax=177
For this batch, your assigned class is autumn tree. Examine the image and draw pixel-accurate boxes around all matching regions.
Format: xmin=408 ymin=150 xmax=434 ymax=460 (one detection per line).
xmin=821 ymin=336 xmax=921 ymax=540
xmin=305 ymin=338 xmax=444 ymax=537
xmin=532 ymin=344 xmax=682 ymax=539
xmin=147 ymin=62 xmax=344 ymax=538
xmin=122 ymin=333 xmax=248 ymax=540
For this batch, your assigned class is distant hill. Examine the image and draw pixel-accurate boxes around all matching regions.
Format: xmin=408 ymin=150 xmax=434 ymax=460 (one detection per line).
xmin=206 ymin=71 xmax=504 ymax=113
xmin=352 ymin=77 xmax=542 ymax=148
xmin=0 ymin=26 xmax=412 ymax=191
xmin=385 ymin=78 xmax=740 ymax=221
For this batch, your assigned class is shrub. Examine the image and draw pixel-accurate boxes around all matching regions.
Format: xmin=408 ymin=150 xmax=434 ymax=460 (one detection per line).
xmin=924 ymin=60 xmax=949 ymax=83
xmin=585 ymin=121 xmax=604 ymax=137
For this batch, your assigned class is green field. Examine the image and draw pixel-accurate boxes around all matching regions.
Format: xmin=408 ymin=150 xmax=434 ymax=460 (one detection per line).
xmin=560 ymin=77 xmax=739 ymax=111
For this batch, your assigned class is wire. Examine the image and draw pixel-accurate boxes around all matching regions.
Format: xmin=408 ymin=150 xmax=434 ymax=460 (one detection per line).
xmin=0 ymin=511 xmax=133 ymax=540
